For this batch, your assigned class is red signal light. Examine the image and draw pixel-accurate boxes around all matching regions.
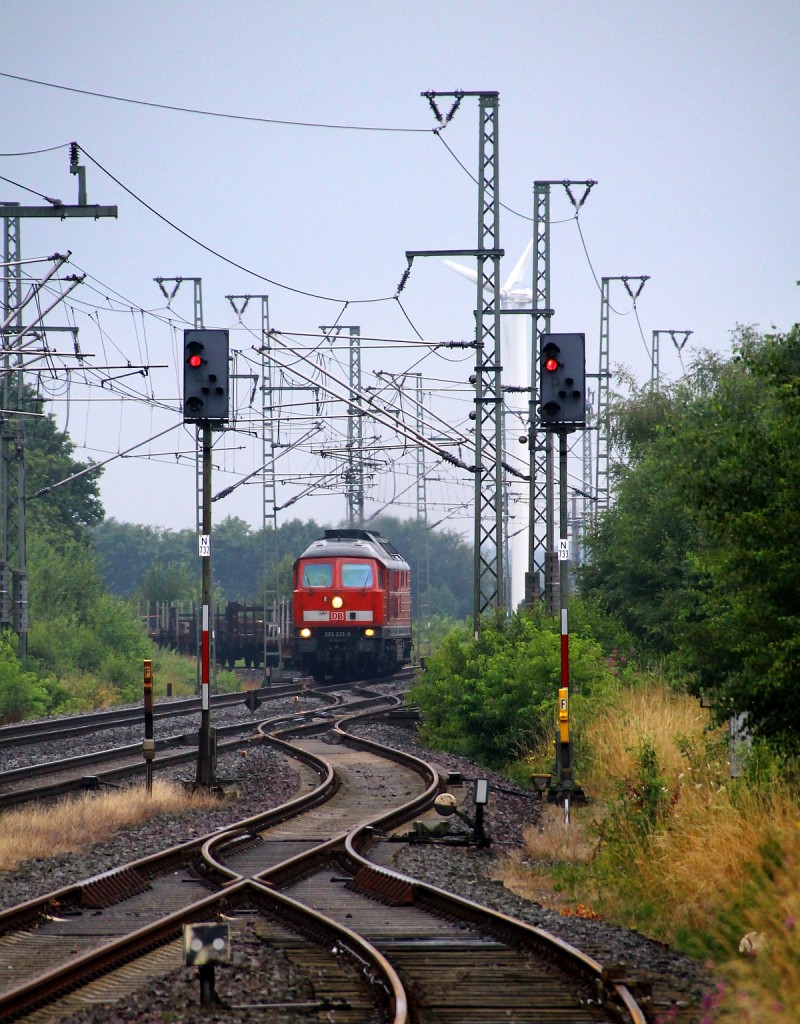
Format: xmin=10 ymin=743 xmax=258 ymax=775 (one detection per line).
xmin=544 ymin=356 xmax=559 ymax=373
xmin=188 ymin=353 xmax=203 ymax=368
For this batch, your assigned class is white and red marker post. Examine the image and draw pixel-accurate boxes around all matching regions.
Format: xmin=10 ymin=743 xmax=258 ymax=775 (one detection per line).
xmin=556 ymin=432 xmax=573 ymax=822
xmin=195 ymin=425 xmax=215 ymax=789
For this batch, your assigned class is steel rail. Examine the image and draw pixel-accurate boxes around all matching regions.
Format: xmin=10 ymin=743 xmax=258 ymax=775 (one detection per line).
xmin=0 ymin=690 xmax=414 ymax=1020
xmin=0 ymin=685 xmax=297 ymax=749
xmin=0 ymin=682 xmax=371 ymax=809
xmin=331 ymin=713 xmax=649 ymax=1024
xmin=0 ymin=879 xmax=407 ymax=1023
xmin=203 ymin=703 xmax=648 ymax=1022
xmin=0 ymin=686 xmax=646 ymax=1022
xmin=0 ymin=686 xmax=401 ymax=934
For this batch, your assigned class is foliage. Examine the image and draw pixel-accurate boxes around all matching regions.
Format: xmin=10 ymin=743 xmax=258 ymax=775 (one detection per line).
xmin=562 ymin=595 xmax=638 ymax=666
xmin=0 ymin=633 xmax=51 ymax=724
xmin=367 ymin=515 xmax=473 ymax=623
xmin=26 ymin=530 xmax=151 ymax=708
xmin=136 ymin=561 xmax=194 ymax=605
xmin=413 ymin=612 xmax=467 ymax=661
xmin=0 ymin=386 xmax=187 ymax=718
xmin=509 ymin=667 xmax=800 ymax=1020
xmin=409 ymin=608 xmax=613 ymax=769
xmin=693 ymin=831 xmax=800 ymax=1023
xmin=21 ymin=385 xmax=104 ymax=538
xmin=591 ymin=739 xmax=670 ymax=912
xmin=92 ymin=513 xmax=475 ymax=621
xmin=580 ymin=326 xmax=800 ymax=752
xmin=90 ymin=519 xmax=186 ymax=596
xmin=147 ymin=646 xmax=201 ymax=697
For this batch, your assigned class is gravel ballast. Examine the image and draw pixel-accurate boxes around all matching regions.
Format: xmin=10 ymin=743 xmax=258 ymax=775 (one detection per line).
xmin=0 ymin=713 xmax=717 ymax=1023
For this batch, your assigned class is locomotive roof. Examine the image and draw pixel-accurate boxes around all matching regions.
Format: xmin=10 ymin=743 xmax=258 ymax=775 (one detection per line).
xmin=296 ymin=529 xmax=410 ymax=569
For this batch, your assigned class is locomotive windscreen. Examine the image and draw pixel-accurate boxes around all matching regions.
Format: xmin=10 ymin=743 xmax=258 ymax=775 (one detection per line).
xmin=302 ymin=563 xmax=332 ymax=587
xmin=341 ymin=563 xmax=374 ymax=587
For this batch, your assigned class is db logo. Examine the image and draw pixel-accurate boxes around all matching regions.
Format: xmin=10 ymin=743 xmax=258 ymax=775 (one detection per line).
xmin=331 ymin=611 xmax=345 ymax=621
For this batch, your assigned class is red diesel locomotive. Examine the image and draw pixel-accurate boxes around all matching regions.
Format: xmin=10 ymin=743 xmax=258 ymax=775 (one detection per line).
xmin=292 ymin=528 xmax=412 ymax=681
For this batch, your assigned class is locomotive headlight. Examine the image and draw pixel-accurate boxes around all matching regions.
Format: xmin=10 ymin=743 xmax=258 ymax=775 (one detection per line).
xmin=331 ymin=595 xmax=343 ymax=609
xmin=300 ymin=628 xmax=311 ymax=638
xmin=364 ymin=628 xmax=375 ymax=637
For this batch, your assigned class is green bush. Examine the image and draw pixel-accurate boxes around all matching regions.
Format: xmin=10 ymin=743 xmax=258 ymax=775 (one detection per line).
xmin=0 ymin=634 xmax=52 ymax=723
xmin=409 ymin=609 xmax=613 ymax=770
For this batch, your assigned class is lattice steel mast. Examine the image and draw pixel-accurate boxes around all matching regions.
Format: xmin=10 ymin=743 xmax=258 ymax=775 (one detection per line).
xmin=413 ymin=373 xmax=431 ymax=630
xmin=347 ymin=327 xmax=364 ymax=527
xmin=1 ymin=147 xmax=116 ymax=661
xmin=595 ymin=276 xmax=648 ymax=514
xmin=470 ymin=92 xmax=503 ymax=629
xmin=651 ymin=329 xmax=692 ymax=388
xmin=320 ymin=325 xmax=364 ymax=526
xmin=527 ymin=182 xmax=594 ymax=611
xmin=410 ymin=90 xmax=505 ymax=632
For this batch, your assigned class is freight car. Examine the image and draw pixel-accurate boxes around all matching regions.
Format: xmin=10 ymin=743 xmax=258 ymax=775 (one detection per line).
xmin=143 ymin=601 xmax=280 ymax=669
xmin=292 ymin=528 xmax=412 ymax=681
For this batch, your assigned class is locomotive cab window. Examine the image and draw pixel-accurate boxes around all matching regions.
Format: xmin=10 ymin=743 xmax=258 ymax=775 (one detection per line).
xmin=302 ymin=563 xmax=333 ymax=587
xmin=341 ymin=563 xmax=374 ymax=588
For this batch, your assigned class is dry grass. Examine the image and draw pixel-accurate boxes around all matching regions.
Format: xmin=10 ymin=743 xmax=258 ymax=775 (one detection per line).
xmin=629 ymin=782 xmax=799 ymax=934
xmin=495 ymin=802 xmax=600 ymax=911
xmin=511 ymin=676 xmax=800 ymax=1018
xmin=581 ymin=678 xmax=723 ymax=798
xmin=497 ymin=859 xmax=574 ymax=910
xmin=711 ymin=817 xmax=800 ymax=1022
xmin=578 ymin=682 xmax=799 ymax=940
xmin=0 ymin=780 xmax=220 ymax=873
xmin=520 ymin=802 xmax=597 ymax=865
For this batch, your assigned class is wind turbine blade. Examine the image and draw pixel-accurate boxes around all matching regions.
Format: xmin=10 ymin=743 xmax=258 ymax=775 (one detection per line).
xmin=503 ymin=239 xmax=533 ymax=292
xmin=444 ymin=259 xmax=479 ymax=286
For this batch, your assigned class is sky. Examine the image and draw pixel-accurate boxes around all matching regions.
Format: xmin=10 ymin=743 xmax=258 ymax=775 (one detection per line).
xmin=2 ymin=1 xmax=800 ymax=602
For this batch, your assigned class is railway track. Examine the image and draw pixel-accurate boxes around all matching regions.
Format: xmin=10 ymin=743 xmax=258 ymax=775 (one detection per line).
xmin=0 ymin=674 xmax=409 ymax=809
xmin=0 ymin=680 xmax=309 ymax=751
xmin=0 ymin=685 xmax=647 ymax=1022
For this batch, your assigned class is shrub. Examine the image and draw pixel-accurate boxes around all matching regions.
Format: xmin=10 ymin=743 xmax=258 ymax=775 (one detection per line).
xmin=0 ymin=634 xmax=52 ymax=723
xmin=409 ymin=609 xmax=613 ymax=770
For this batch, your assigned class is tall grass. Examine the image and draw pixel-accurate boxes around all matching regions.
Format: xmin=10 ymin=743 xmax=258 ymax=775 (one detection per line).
xmin=516 ymin=675 xmax=800 ymax=1020
xmin=0 ymin=781 xmax=219 ymax=872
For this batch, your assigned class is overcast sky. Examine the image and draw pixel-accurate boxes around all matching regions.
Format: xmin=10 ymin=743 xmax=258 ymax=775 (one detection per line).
xmin=3 ymin=2 xmax=799 ymax=594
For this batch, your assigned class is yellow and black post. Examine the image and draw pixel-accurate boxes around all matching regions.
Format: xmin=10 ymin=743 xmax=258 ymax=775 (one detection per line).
xmin=556 ymin=685 xmax=572 ymax=792
xmin=142 ymin=659 xmax=155 ymax=795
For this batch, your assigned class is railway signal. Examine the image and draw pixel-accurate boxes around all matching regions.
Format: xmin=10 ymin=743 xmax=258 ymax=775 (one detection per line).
xmin=182 ymin=330 xmax=228 ymax=790
xmin=539 ymin=332 xmax=586 ymax=430
xmin=183 ymin=329 xmax=230 ymax=424
xmin=183 ymin=922 xmax=230 ymax=1005
xmin=537 ymin=331 xmax=588 ymax=820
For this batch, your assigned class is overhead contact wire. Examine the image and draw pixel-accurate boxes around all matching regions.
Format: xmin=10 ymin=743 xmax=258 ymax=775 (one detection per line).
xmin=79 ymin=146 xmax=402 ymax=305
xmin=0 ymin=71 xmax=433 ymax=133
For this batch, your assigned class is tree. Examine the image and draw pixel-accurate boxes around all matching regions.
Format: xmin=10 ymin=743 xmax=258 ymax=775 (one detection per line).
xmin=136 ymin=561 xmax=194 ymax=605
xmin=580 ymin=327 xmax=800 ymax=752
xmin=22 ymin=387 xmax=104 ymax=537
xmin=92 ymin=519 xmax=195 ymax=596
xmin=367 ymin=515 xmax=472 ymax=622
xmin=93 ymin=513 xmax=474 ymax=621
xmin=666 ymin=327 xmax=800 ymax=748
xmin=0 ymin=633 xmax=50 ymax=723
xmin=27 ymin=530 xmax=150 ymax=699
xmin=212 ymin=517 xmax=262 ymax=598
